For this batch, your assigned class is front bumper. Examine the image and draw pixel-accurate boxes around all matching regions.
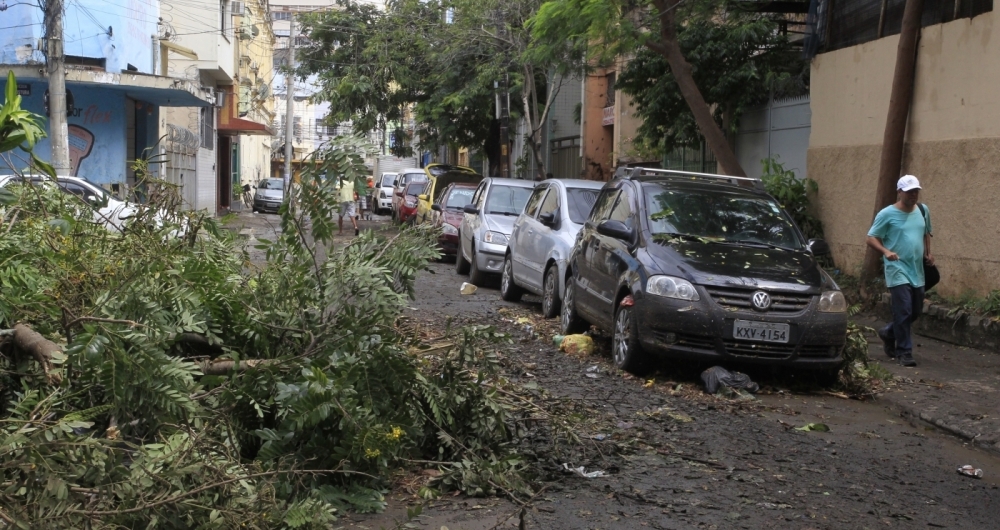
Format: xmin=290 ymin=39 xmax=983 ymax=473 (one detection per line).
xmin=474 ymin=241 xmax=507 ymax=274
xmin=632 ymin=290 xmax=847 ymax=370
xmin=253 ymin=198 xmax=281 ymax=213
xmin=378 ymin=198 xmax=392 ymax=210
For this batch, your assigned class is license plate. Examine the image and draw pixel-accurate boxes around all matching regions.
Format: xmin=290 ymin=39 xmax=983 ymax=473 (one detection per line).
xmin=733 ymin=320 xmax=789 ymax=343
xmin=268 ymin=202 xmax=278 ymax=207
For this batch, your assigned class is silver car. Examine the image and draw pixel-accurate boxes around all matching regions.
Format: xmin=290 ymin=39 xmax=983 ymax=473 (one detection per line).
xmin=500 ymin=179 xmax=604 ymax=317
xmin=252 ymin=178 xmax=285 ymax=214
xmin=456 ymin=177 xmax=536 ymax=286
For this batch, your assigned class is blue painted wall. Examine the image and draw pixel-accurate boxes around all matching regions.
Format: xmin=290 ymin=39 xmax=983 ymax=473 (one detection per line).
xmin=0 ymin=0 xmax=158 ymax=73
xmin=2 ymin=79 xmax=130 ymax=184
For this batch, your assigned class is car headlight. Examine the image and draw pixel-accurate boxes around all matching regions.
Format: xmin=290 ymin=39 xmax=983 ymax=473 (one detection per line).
xmin=646 ymin=275 xmax=700 ymax=301
xmin=442 ymin=223 xmax=458 ymax=235
xmin=818 ymin=291 xmax=847 ymax=313
xmin=255 ymin=193 xmax=263 ymax=200
xmin=483 ymin=231 xmax=508 ymax=245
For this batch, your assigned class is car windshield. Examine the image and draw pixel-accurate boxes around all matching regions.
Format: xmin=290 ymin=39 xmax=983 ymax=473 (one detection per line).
xmin=445 ymin=187 xmax=475 ymax=209
xmin=566 ymin=188 xmax=600 ymax=224
xmin=380 ymin=174 xmax=397 ymax=187
xmin=485 ymin=185 xmax=533 ymax=216
xmin=404 ymin=182 xmax=426 ymax=196
xmin=259 ymin=178 xmax=284 ymax=190
xmin=643 ymin=184 xmax=804 ymax=250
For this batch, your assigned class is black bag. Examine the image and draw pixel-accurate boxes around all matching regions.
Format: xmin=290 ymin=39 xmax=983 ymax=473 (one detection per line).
xmin=917 ymin=203 xmax=940 ymax=290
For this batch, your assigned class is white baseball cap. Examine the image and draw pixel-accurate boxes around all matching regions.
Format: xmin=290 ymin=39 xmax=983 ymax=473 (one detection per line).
xmin=897 ymin=175 xmax=921 ymax=192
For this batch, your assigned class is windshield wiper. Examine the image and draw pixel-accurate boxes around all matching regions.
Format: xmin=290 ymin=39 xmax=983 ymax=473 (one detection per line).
xmin=654 ymin=232 xmax=715 ymax=243
xmin=488 ymin=211 xmax=519 ymax=216
xmin=725 ymin=239 xmax=797 ymax=252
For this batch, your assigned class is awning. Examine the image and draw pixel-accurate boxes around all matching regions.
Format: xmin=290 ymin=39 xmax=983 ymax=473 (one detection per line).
xmin=6 ymin=66 xmax=213 ymax=107
xmin=217 ymin=85 xmax=275 ymax=136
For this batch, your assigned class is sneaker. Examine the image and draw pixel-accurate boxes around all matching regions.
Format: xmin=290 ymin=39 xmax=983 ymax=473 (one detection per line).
xmin=877 ymin=328 xmax=896 ymax=359
xmin=354 ymin=228 xmax=359 ymax=236
xmin=897 ymin=353 xmax=917 ymax=367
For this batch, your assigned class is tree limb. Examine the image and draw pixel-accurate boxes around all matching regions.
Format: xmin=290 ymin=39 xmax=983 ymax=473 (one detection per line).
xmin=12 ymin=323 xmax=62 ymax=385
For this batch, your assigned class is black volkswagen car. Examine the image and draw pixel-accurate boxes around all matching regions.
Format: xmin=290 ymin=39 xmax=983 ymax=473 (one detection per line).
xmin=561 ymin=167 xmax=847 ymax=377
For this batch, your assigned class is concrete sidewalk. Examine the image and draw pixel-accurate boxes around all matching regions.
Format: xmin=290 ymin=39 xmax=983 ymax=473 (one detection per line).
xmin=857 ymin=314 xmax=1000 ymax=456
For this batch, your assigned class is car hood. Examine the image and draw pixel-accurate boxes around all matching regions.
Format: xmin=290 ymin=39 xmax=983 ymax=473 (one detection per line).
xmin=442 ymin=209 xmax=463 ymax=226
xmin=646 ymin=240 xmax=827 ymax=293
xmin=483 ymin=213 xmax=518 ymax=235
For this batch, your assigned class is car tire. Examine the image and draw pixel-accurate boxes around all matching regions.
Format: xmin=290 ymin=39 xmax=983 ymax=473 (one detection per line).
xmin=560 ymin=277 xmax=588 ymax=335
xmin=468 ymin=249 xmax=487 ymax=286
xmin=613 ymin=303 xmax=649 ymax=375
xmin=541 ymin=265 xmax=560 ymax=319
xmin=500 ymin=255 xmax=523 ymax=302
xmin=455 ymin=240 xmax=471 ymax=275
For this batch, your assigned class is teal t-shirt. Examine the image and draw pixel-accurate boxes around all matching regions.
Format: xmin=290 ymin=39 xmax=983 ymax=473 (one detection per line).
xmin=867 ymin=204 xmax=932 ymax=288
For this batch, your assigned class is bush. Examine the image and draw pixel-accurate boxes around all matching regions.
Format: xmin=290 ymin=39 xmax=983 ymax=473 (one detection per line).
xmin=760 ymin=156 xmax=823 ymax=240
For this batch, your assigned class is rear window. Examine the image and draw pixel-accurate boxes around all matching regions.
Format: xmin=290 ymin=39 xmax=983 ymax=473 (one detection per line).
xmin=566 ymin=188 xmax=600 ymax=224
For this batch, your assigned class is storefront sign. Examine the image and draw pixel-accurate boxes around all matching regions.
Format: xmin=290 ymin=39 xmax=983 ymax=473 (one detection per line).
xmin=602 ymin=105 xmax=615 ymax=126
xmin=17 ymin=83 xmax=30 ymax=96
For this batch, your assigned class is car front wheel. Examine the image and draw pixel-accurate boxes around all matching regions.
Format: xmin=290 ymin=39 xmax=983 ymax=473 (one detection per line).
xmin=613 ymin=303 xmax=648 ymax=375
xmin=500 ymin=255 xmax=523 ymax=301
xmin=561 ymin=277 xmax=587 ymax=335
xmin=541 ymin=265 xmax=560 ymax=319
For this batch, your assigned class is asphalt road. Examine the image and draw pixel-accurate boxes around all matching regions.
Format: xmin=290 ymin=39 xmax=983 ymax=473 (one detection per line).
xmin=227 ymin=214 xmax=1000 ymax=529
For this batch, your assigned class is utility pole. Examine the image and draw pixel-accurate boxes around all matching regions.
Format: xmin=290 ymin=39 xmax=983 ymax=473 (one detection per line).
xmin=282 ymin=14 xmax=295 ymax=197
xmin=44 ymin=0 xmax=70 ymax=175
xmin=494 ymin=8 xmax=510 ymax=179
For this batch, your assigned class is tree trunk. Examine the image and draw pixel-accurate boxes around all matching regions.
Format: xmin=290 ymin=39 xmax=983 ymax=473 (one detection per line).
xmin=649 ymin=0 xmax=746 ymax=177
xmin=860 ymin=0 xmax=924 ymax=288
xmin=521 ymin=65 xmax=548 ymax=181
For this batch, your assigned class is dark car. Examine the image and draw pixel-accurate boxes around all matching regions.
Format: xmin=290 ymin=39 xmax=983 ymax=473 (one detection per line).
xmin=561 ymin=167 xmax=847 ymax=377
xmin=431 ymin=182 xmax=477 ymax=257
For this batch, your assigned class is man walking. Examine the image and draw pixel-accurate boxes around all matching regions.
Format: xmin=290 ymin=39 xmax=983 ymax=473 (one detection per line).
xmin=338 ymin=176 xmax=359 ymax=236
xmin=866 ymin=175 xmax=934 ymax=367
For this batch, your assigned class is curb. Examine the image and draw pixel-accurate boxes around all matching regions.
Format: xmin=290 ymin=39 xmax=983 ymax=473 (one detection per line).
xmin=881 ymin=391 xmax=1000 ymax=457
xmin=877 ymin=294 xmax=1000 ymax=353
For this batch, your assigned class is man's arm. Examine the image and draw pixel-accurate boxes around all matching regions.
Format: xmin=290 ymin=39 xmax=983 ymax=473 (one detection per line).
xmin=867 ymin=236 xmax=899 ymax=261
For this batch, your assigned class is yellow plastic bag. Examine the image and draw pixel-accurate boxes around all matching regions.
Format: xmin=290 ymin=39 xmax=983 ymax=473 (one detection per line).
xmin=559 ymin=334 xmax=594 ymax=356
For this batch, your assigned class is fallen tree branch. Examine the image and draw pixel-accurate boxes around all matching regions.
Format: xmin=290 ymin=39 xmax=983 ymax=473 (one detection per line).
xmin=197 ymin=359 xmax=269 ymax=375
xmin=12 ymin=323 xmax=62 ymax=385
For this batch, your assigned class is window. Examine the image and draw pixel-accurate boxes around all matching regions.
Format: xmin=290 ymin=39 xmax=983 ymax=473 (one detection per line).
xmin=272 ymin=11 xmax=291 ymax=20
xmin=484 ymin=185 xmax=533 ymax=216
xmin=523 ymin=187 xmax=547 ymax=218
xmin=566 ymin=188 xmax=600 ymax=224
xmin=445 ymin=187 xmax=475 ymax=209
xmin=589 ymin=188 xmax=619 ymax=224
xmin=220 ymin=0 xmax=229 ymax=37
xmin=471 ymin=181 xmax=487 ymax=207
xmin=608 ymin=188 xmax=634 ymax=227
xmin=606 ymin=72 xmax=616 ymax=106
xmin=201 ymin=107 xmax=214 ymax=150
xmin=293 ymin=116 xmax=302 ymax=142
xmin=538 ymin=187 xmax=559 ymax=218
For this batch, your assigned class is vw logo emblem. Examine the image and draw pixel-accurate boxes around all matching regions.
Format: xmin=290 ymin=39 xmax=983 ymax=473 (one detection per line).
xmin=751 ymin=291 xmax=771 ymax=311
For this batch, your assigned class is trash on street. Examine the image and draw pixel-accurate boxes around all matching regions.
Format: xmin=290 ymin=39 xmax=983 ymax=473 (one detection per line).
xmin=460 ymin=282 xmax=477 ymax=295
xmin=701 ymin=366 xmax=760 ymax=395
xmin=560 ymin=334 xmax=594 ymax=356
xmin=794 ymin=423 xmax=830 ymax=432
xmin=552 ymin=334 xmax=565 ymax=346
xmin=562 ymin=463 xmax=606 ymax=478
xmin=957 ymin=465 xmax=984 ymax=478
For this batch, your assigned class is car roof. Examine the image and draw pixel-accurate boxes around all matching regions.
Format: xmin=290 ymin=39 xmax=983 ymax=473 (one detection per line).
xmin=636 ymin=178 xmax=772 ymax=199
xmin=399 ymin=168 xmax=425 ymax=174
xmin=486 ymin=177 xmax=536 ymax=188
xmin=447 ymin=182 xmax=479 ymax=189
xmin=545 ymin=178 xmax=605 ymax=190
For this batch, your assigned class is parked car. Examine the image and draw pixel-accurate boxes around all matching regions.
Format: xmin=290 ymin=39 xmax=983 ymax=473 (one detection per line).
xmin=376 ymin=172 xmax=397 ymax=214
xmin=561 ymin=167 xmax=847 ymax=377
xmin=392 ymin=168 xmax=429 ymax=222
xmin=398 ymin=180 xmax=428 ymax=224
xmin=500 ymin=179 xmax=604 ymax=318
xmin=252 ymin=178 xmax=285 ymax=214
xmin=414 ymin=164 xmax=481 ymax=225
xmin=0 ymin=174 xmax=181 ymax=234
xmin=456 ymin=177 xmax=536 ymax=285
xmin=430 ymin=182 xmax=478 ymax=257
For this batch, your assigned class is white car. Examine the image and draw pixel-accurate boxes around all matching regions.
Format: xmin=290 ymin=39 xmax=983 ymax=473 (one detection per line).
xmin=0 ymin=174 xmax=175 ymax=234
xmin=376 ymin=172 xmax=397 ymax=215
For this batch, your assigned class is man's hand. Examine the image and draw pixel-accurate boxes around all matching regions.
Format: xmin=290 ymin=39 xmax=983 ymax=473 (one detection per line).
xmin=883 ymin=250 xmax=899 ymax=261
xmin=924 ymin=252 xmax=935 ymax=265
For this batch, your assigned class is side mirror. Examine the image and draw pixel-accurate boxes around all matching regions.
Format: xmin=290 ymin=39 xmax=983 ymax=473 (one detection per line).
xmin=432 ymin=204 xmax=442 ymax=212
xmin=85 ymin=194 xmax=99 ymax=204
xmin=463 ymin=204 xmax=479 ymax=215
xmin=807 ymin=238 xmax=831 ymax=256
xmin=418 ymin=194 xmax=429 ymax=201
xmin=538 ymin=212 xmax=556 ymax=227
xmin=597 ymin=219 xmax=633 ymax=241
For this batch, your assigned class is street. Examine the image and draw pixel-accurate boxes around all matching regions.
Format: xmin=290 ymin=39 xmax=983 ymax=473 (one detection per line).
xmin=304 ymin=231 xmax=1000 ymax=530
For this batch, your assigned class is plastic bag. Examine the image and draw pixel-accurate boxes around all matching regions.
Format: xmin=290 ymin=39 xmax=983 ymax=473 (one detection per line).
xmin=559 ymin=334 xmax=594 ymax=356
xmin=701 ymin=366 xmax=759 ymax=394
